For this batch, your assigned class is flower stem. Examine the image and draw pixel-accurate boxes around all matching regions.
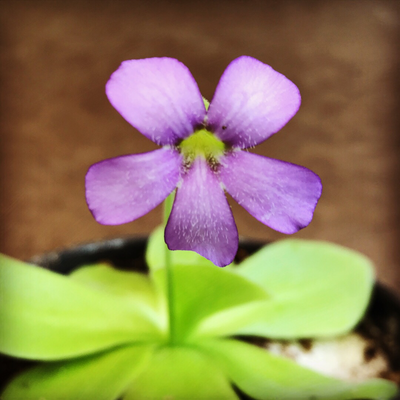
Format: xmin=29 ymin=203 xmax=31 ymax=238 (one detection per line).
xmin=163 ymin=191 xmax=176 ymax=345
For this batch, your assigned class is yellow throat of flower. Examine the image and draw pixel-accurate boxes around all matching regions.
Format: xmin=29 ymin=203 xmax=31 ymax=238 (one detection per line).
xmin=179 ymin=129 xmax=225 ymax=164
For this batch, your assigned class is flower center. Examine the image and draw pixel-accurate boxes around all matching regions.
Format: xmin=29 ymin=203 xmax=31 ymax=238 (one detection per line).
xmin=179 ymin=129 xmax=225 ymax=165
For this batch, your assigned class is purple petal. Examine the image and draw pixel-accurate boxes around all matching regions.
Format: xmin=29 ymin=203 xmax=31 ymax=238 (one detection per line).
xmin=165 ymin=158 xmax=238 ymax=267
xmin=207 ymin=56 xmax=301 ymax=148
xmin=86 ymin=148 xmax=181 ymax=225
xmin=106 ymin=58 xmax=206 ymax=146
xmin=220 ymin=151 xmax=322 ymax=234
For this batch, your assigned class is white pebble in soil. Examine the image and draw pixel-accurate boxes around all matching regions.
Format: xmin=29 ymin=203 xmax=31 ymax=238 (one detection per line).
xmin=265 ymin=333 xmax=389 ymax=382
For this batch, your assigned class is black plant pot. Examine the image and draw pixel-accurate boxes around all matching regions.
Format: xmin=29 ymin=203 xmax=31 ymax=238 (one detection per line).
xmin=1 ymin=236 xmax=400 ymax=399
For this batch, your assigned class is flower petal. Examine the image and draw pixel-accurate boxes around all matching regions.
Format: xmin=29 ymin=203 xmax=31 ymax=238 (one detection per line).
xmin=86 ymin=148 xmax=181 ymax=225
xmin=106 ymin=58 xmax=206 ymax=145
xmin=220 ymin=151 xmax=322 ymax=234
xmin=165 ymin=158 xmax=238 ymax=267
xmin=207 ymin=56 xmax=301 ymax=148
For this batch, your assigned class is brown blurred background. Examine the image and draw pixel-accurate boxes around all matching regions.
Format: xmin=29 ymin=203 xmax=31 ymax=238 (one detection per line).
xmin=1 ymin=0 xmax=399 ymax=291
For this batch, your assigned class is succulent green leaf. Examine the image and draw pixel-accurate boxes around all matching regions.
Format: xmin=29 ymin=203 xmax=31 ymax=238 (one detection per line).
xmin=0 ymin=254 xmax=164 ymax=360
xmin=198 ymin=240 xmax=374 ymax=339
xmin=199 ymin=338 xmax=398 ymax=400
xmin=70 ymin=263 xmax=164 ymax=315
xmin=2 ymin=344 xmax=154 ymax=400
xmin=146 ymin=225 xmax=220 ymax=272
xmin=124 ymin=344 xmax=238 ymax=400
xmin=152 ymin=263 xmax=267 ymax=342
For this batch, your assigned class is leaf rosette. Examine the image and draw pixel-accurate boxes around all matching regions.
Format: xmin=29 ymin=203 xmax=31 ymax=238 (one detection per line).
xmin=0 ymin=230 xmax=397 ymax=400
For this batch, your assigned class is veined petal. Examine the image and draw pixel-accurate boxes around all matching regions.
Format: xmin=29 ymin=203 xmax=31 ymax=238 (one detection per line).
xmin=86 ymin=148 xmax=181 ymax=225
xmin=165 ymin=158 xmax=238 ymax=267
xmin=207 ymin=56 xmax=301 ymax=148
xmin=106 ymin=58 xmax=206 ymax=146
xmin=220 ymin=151 xmax=322 ymax=234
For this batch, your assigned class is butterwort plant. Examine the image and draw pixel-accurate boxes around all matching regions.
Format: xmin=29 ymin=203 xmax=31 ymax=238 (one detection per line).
xmin=85 ymin=56 xmax=322 ymax=266
xmin=0 ymin=57 xmax=397 ymax=400
xmin=0 ymin=235 xmax=397 ymax=399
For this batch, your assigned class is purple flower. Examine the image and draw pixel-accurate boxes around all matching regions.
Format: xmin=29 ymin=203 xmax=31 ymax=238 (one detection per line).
xmin=86 ymin=56 xmax=322 ymax=267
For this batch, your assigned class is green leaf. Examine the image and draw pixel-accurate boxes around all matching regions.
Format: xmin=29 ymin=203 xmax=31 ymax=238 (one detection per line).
xmin=0 ymin=254 xmax=164 ymax=360
xmin=2 ymin=344 xmax=154 ymax=400
xmin=153 ymin=263 xmax=267 ymax=342
xmin=146 ymin=225 xmax=219 ymax=272
xmin=70 ymin=263 xmax=165 ymax=317
xmin=197 ymin=240 xmax=374 ymax=339
xmin=124 ymin=344 xmax=238 ymax=400
xmin=199 ymin=338 xmax=398 ymax=400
